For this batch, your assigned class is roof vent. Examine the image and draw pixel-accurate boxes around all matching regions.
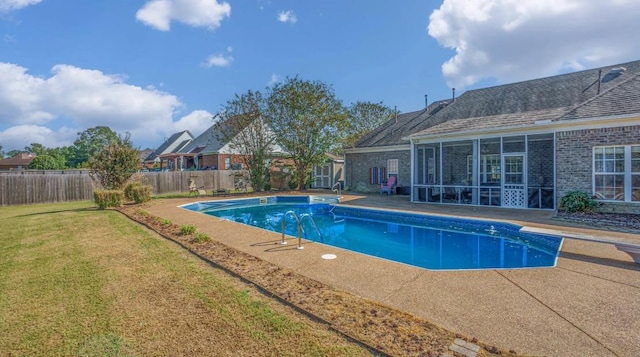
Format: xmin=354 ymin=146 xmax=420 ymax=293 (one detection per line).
xmin=601 ymin=67 xmax=626 ymax=83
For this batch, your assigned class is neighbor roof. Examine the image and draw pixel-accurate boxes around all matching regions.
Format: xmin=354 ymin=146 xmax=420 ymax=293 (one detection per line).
xmin=144 ymin=130 xmax=194 ymax=161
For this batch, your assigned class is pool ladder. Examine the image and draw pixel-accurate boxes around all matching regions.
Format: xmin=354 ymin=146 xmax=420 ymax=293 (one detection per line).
xmin=331 ymin=182 xmax=341 ymax=197
xmin=280 ymin=210 xmax=322 ymax=250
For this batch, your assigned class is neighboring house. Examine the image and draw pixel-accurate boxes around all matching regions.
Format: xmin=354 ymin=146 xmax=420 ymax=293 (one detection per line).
xmin=0 ymin=153 xmax=35 ymax=170
xmin=144 ymin=130 xmax=194 ymax=170
xmin=139 ymin=148 xmax=154 ymax=169
xmin=311 ymin=153 xmax=344 ymax=189
xmin=346 ymin=60 xmax=640 ymax=212
xmin=168 ymin=121 xmax=287 ymax=171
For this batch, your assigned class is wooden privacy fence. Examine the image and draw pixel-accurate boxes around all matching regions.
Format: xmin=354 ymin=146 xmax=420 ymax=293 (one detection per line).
xmin=0 ymin=170 xmax=247 ymax=206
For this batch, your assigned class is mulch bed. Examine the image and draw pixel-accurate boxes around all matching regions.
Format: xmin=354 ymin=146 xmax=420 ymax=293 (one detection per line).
xmin=119 ymin=205 xmax=516 ymax=357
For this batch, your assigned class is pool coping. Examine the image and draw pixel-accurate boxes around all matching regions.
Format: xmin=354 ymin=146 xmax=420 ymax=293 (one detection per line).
xmin=141 ymin=193 xmax=640 ymax=357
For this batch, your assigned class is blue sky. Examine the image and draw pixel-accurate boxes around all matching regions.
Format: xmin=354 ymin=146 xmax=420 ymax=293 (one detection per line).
xmin=1 ymin=0 xmax=640 ymax=152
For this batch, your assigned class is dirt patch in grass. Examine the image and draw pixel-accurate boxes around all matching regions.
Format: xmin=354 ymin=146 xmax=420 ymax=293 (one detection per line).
xmin=120 ymin=205 xmax=517 ymax=357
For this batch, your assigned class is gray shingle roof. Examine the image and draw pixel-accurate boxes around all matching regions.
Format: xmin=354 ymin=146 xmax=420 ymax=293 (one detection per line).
xmin=408 ymin=60 xmax=640 ymax=140
xmin=178 ymin=123 xmax=225 ymax=154
xmin=145 ymin=130 xmax=193 ymax=161
xmin=354 ymin=100 xmax=450 ymax=148
xmin=558 ymin=74 xmax=640 ymax=121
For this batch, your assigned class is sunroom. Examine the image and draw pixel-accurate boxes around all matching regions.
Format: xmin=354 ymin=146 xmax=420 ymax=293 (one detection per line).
xmin=410 ymin=133 xmax=555 ymax=209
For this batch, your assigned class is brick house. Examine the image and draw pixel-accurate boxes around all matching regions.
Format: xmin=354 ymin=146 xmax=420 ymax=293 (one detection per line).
xmin=345 ymin=60 xmax=640 ymax=212
xmin=0 ymin=153 xmax=35 ymax=170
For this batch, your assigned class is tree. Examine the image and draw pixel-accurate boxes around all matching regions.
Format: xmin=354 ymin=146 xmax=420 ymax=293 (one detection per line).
xmin=343 ymin=101 xmax=395 ymax=148
xmin=88 ymin=133 xmax=141 ymax=190
xmin=0 ymin=143 xmax=4 ymax=158
xmin=216 ymin=89 xmax=276 ymax=192
xmin=71 ymin=126 xmax=119 ymax=168
xmin=24 ymin=143 xmax=48 ymax=156
xmin=265 ymin=77 xmax=347 ymax=190
xmin=28 ymin=155 xmax=60 ymax=170
xmin=6 ymin=150 xmax=23 ymax=158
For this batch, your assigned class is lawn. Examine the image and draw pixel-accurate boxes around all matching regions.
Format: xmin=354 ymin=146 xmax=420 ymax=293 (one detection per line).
xmin=0 ymin=201 xmax=368 ymax=356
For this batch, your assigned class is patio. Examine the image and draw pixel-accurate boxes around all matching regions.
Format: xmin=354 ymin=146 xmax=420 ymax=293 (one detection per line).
xmin=141 ymin=193 xmax=640 ymax=356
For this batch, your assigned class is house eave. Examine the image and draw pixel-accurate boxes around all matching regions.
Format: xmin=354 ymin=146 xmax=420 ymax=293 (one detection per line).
xmin=407 ymin=113 xmax=640 ymax=143
xmin=344 ymin=144 xmax=411 ymax=154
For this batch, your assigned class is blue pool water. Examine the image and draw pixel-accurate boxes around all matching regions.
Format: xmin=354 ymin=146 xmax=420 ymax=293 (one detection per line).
xmin=182 ymin=196 xmax=562 ymax=270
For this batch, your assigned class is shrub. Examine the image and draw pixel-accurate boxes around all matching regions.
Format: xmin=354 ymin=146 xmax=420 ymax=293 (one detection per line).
xmin=263 ymin=183 xmax=272 ymax=191
xmin=93 ymin=190 xmax=124 ymax=209
xmin=123 ymin=182 xmax=138 ymax=201
xmin=559 ymin=191 xmax=599 ymax=213
xmin=180 ymin=224 xmax=197 ymax=235
xmin=161 ymin=219 xmax=171 ymax=226
xmin=131 ymin=185 xmax=152 ymax=204
xmin=192 ymin=232 xmax=210 ymax=243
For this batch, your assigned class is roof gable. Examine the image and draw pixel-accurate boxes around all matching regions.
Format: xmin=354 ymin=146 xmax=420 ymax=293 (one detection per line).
xmin=145 ymin=130 xmax=194 ymax=161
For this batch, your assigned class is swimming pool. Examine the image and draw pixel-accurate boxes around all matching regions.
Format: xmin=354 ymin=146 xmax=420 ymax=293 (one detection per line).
xmin=181 ymin=196 xmax=562 ymax=270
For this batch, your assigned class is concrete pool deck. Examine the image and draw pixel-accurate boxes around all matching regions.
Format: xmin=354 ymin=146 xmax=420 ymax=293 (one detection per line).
xmin=143 ymin=193 xmax=640 ymax=357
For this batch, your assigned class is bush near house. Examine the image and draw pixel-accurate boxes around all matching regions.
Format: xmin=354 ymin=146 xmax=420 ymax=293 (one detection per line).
xmin=558 ymin=191 xmax=599 ymax=213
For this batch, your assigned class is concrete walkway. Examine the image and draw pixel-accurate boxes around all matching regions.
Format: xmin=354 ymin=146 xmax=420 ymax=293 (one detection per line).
xmin=144 ymin=193 xmax=640 ymax=357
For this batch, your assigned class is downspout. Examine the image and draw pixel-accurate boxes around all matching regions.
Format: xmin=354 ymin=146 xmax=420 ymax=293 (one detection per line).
xmin=410 ymin=138 xmax=415 ymax=202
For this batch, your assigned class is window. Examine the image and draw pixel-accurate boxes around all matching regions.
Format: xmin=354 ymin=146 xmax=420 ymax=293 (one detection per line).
xmin=480 ymin=155 xmax=501 ymax=184
xmin=224 ymin=157 xmax=231 ymax=170
xmin=594 ymin=145 xmax=640 ymax=202
xmin=387 ymin=159 xmax=398 ymax=175
xmin=632 ymin=146 xmax=640 ymax=201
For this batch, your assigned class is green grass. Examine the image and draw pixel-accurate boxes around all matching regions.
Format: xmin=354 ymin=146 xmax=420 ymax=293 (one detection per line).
xmin=0 ymin=202 xmax=366 ymax=356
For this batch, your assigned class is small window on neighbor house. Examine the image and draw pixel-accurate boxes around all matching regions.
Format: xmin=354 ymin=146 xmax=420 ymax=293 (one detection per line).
xmin=224 ymin=157 xmax=231 ymax=170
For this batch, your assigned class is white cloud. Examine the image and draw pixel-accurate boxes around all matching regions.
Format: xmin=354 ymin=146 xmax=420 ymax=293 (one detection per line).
xmin=0 ymin=0 xmax=41 ymax=12
xmin=428 ymin=0 xmax=640 ymax=88
xmin=0 ymin=125 xmax=76 ymax=151
xmin=136 ymin=0 xmax=231 ymax=31
xmin=202 ymin=54 xmax=233 ymax=67
xmin=171 ymin=110 xmax=214 ymax=136
xmin=277 ymin=10 xmax=297 ymax=24
xmin=267 ymin=73 xmax=279 ymax=86
xmin=0 ymin=62 xmax=214 ymax=151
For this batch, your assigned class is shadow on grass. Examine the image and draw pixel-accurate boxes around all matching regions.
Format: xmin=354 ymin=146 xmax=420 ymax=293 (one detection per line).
xmin=14 ymin=206 xmax=99 ymax=218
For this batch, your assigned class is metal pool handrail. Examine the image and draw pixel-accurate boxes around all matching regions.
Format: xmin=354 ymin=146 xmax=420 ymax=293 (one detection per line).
xmin=280 ymin=210 xmax=322 ymax=250
xmin=332 ymin=182 xmax=341 ymax=196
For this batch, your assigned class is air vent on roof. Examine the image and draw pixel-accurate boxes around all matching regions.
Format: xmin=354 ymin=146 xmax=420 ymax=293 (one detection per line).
xmin=601 ymin=67 xmax=626 ymax=83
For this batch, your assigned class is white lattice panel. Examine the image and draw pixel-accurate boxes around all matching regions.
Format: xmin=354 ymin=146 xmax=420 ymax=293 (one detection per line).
xmin=503 ymin=185 xmax=525 ymax=207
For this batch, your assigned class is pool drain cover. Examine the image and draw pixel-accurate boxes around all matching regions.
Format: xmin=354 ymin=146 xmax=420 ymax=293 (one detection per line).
xmin=321 ymin=254 xmax=337 ymax=260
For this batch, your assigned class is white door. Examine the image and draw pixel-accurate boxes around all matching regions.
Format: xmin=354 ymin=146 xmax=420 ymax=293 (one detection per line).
xmin=502 ymin=154 xmax=526 ymax=208
xmin=313 ymin=164 xmax=331 ymax=188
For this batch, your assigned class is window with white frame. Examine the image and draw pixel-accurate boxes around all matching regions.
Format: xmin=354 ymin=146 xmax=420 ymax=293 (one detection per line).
xmin=467 ymin=154 xmax=501 ymax=184
xmin=387 ymin=159 xmax=398 ymax=176
xmin=593 ymin=145 xmax=640 ymax=201
xmin=481 ymin=155 xmax=501 ymax=184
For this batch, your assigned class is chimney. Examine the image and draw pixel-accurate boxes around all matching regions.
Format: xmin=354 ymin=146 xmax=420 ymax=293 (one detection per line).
xmin=394 ymin=106 xmax=398 ymax=123
xmin=424 ymin=94 xmax=428 ymax=108
xmin=452 ymin=88 xmax=456 ymax=102
xmin=597 ymin=69 xmax=602 ymax=95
